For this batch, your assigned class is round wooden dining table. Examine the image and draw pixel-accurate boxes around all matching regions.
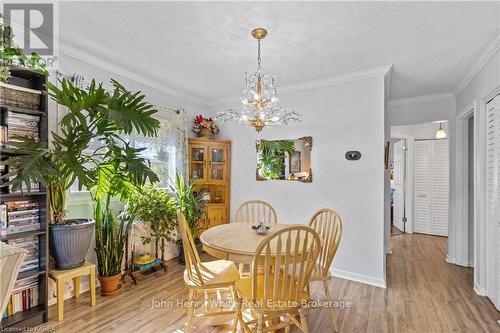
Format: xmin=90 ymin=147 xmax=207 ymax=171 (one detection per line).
xmin=199 ymin=223 xmax=291 ymax=264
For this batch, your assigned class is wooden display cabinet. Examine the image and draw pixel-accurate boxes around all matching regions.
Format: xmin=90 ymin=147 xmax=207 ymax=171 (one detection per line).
xmin=188 ymin=138 xmax=231 ymax=230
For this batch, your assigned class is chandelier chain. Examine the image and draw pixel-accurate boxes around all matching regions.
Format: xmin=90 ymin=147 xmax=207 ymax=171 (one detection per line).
xmin=257 ymin=39 xmax=262 ymax=71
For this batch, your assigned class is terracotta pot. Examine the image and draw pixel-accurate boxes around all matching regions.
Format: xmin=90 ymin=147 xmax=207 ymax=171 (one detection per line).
xmin=198 ymin=128 xmax=213 ymax=139
xmin=98 ymin=273 xmax=122 ymax=296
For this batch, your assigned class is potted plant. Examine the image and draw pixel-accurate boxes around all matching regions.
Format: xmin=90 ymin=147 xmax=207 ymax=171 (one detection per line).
xmin=93 ymin=196 xmax=131 ymax=296
xmin=126 ymin=184 xmax=177 ymax=262
xmin=2 ymin=78 xmax=160 ymax=274
xmin=169 ymin=172 xmax=206 ymax=263
xmin=192 ymin=115 xmax=219 ymax=138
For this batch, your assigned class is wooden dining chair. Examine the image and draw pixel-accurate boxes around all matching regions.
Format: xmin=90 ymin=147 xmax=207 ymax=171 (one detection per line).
xmin=307 ymin=208 xmax=343 ymax=333
xmin=177 ymin=211 xmax=241 ymax=333
xmin=234 ymin=226 xmax=321 ymax=333
xmin=234 ymin=200 xmax=277 ymax=226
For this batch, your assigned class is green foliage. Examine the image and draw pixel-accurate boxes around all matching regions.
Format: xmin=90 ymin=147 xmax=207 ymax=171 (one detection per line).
xmin=0 ymin=22 xmax=48 ymax=80
xmin=257 ymin=140 xmax=295 ymax=180
xmin=1 ymin=78 xmax=161 ymax=225
xmin=126 ymin=184 xmax=177 ymax=245
xmin=169 ymin=172 xmax=206 ymax=236
xmin=93 ymin=196 xmax=132 ymax=277
xmin=0 ymin=76 xmax=161 ymax=276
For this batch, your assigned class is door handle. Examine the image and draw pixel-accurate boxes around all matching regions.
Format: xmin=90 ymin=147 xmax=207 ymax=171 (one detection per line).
xmin=418 ymin=194 xmax=427 ymax=198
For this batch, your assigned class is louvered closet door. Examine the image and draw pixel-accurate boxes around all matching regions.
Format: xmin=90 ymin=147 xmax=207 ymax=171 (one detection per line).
xmin=431 ymin=140 xmax=449 ymax=236
xmin=414 ymin=140 xmax=449 ymax=236
xmin=414 ymin=141 xmax=432 ymax=234
xmin=486 ymin=95 xmax=500 ymax=309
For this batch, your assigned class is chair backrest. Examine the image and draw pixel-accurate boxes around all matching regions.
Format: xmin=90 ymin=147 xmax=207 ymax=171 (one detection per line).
xmin=234 ymin=200 xmax=277 ymax=226
xmin=177 ymin=211 xmax=204 ymax=285
xmin=251 ymin=226 xmax=321 ymax=306
xmin=308 ymin=208 xmax=343 ymax=277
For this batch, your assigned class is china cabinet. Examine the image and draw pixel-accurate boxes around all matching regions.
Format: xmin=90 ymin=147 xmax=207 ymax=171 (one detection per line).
xmin=188 ymin=138 xmax=231 ymax=230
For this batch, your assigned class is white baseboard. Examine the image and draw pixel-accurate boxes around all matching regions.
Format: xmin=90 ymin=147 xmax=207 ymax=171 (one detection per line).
xmin=445 ymin=255 xmax=456 ymax=264
xmin=330 ymin=268 xmax=386 ymax=289
xmin=473 ymin=283 xmax=486 ymax=296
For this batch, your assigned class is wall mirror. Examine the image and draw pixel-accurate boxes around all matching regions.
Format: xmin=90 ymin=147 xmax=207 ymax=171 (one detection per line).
xmin=256 ymin=136 xmax=312 ymax=182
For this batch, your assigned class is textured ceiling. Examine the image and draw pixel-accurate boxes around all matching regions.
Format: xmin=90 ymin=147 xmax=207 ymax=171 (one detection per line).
xmin=57 ymin=1 xmax=499 ymax=102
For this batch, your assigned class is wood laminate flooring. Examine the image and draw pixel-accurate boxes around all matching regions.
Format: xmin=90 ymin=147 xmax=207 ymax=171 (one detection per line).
xmin=38 ymin=233 xmax=499 ymax=332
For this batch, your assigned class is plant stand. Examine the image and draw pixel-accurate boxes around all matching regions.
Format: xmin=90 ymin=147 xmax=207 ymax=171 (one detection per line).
xmin=122 ymin=225 xmax=167 ymax=285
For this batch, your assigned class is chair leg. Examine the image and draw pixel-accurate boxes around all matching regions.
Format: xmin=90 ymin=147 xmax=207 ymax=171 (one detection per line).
xmin=186 ymin=289 xmax=195 ymax=333
xmin=231 ymin=288 xmax=241 ymax=333
xmin=298 ymin=308 xmax=310 ymax=333
xmin=257 ymin=313 xmax=265 ymax=333
xmin=323 ymin=280 xmax=338 ymax=333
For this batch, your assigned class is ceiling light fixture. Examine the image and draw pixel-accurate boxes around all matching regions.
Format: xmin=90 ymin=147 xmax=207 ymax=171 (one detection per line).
xmin=216 ymin=28 xmax=301 ymax=133
xmin=435 ymin=122 xmax=447 ymax=139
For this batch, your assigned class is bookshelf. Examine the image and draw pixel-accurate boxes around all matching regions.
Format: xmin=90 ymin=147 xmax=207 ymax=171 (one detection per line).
xmin=0 ymin=67 xmax=49 ymax=329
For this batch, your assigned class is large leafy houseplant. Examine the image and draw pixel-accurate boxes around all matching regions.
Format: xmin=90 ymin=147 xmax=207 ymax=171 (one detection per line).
xmin=2 ymin=78 xmax=160 ymax=279
xmin=126 ymin=184 xmax=177 ymax=261
xmin=257 ymin=140 xmax=295 ymax=180
xmin=169 ymin=172 xmax=206 ymax=263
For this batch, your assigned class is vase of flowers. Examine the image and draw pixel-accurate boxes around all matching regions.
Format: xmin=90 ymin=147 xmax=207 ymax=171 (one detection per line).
xmin=193 ymin=115 xmax=219 ymax=138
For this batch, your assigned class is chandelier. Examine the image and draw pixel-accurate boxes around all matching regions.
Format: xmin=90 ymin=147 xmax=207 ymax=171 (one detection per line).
xmin=217 ymin=28 xmax=301 ymax=133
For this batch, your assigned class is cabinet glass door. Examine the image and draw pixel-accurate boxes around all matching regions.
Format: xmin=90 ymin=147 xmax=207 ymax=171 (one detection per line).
xmin=190 ymin=145 xmax=206 ymax=181
xmin=209 ymin=146 xmax=226 ymax=183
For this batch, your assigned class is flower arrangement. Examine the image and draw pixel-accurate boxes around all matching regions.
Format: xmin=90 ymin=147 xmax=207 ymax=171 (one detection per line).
xmin=193 ymin=115 xmax=219 ymax=137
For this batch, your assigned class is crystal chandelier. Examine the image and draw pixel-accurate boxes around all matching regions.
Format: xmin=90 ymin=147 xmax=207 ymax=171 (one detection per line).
xmin=217 ymin=28 xmax=301 ymax=133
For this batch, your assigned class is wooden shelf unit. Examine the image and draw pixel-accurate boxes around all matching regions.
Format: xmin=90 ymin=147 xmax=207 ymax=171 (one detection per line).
xmin=0 ymin=67 xmax=49 ymax=329
xmin=188 ymin=137 xmax=231 ymax=230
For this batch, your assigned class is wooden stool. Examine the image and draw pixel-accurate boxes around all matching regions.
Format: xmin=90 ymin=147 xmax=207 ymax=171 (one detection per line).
xmin=49 ymin=262 xmax=96 ymax=321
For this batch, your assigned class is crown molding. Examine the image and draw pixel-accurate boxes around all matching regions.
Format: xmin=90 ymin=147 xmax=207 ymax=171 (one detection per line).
xmin=453 ymin=29 xmax=500 ymax=97
xmin=5 ymin=18 xmax=211 ymax=106
xmin=388 ymin=93 xmax=455 ymax=107
xmin=208 ymin=65 xmax=393 ymax=107
xmin=59 ymin=43 xmax=211 ymax=107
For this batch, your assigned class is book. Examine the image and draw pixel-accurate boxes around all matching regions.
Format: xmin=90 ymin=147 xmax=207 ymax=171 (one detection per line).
xmin=0 ymin=204 xmax=6 ymax=236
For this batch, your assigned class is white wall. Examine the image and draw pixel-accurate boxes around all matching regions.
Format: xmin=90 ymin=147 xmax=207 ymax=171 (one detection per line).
xmin=392 ymin=121 xmax=449 ymax=139
xmin=454 ymin=48 xmax=499 ymax=295
xmin=211 ymin=76 xmax=387 ymax=287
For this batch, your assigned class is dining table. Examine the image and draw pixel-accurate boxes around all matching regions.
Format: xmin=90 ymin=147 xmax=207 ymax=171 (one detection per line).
xmin=200 ymin=223 xmax=299 ymax=264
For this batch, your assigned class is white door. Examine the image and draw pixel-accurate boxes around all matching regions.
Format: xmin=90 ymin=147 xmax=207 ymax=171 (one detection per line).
xmin=393 ymin=140 xmax=406 ymax=232
xmin=431 ymin=140 xmax=449 ymax=236
xmin=486 ymin=95 xmax=500 ymax=309
xmin=414 ymin=141 xmax=432 ymax=234
xmin=414 ymin=140 xmax=449 ymax=236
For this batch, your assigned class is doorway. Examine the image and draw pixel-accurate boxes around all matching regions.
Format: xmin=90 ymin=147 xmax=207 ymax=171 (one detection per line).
xmin=467 ymin=116 xmax=474 ymax=267
xmin=390 ymin=121 xmax=450 ymax=239
xmin=391 ymin=139 xmax=406 ymax=234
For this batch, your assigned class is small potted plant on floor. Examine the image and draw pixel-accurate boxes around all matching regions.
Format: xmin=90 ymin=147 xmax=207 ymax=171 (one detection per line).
xmin=170 ymin=172 xmax=206 ymax=263
xmin=192 ymin=115 xmax=219 ymax=139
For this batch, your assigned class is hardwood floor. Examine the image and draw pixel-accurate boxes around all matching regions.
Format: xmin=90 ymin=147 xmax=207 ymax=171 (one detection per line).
xmin=39 ymin=233 xmax=499 ymax=332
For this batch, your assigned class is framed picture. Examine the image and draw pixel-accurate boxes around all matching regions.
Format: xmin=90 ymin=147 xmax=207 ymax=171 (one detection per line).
xmin=289 ymin=151 xmax=301 ymax=173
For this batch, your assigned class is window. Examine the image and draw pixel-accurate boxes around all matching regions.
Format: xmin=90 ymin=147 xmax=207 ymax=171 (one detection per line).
xmin=69 ymin=108 xmax=187 ymax=193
